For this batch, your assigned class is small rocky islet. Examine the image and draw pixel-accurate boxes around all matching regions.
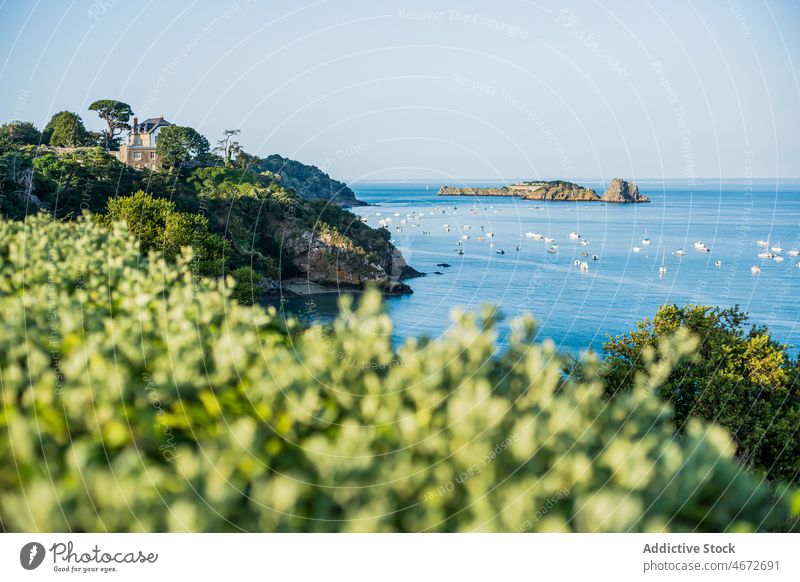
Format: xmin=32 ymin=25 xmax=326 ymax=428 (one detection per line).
xmin=438 ymin=178 xmax=650 ymax=203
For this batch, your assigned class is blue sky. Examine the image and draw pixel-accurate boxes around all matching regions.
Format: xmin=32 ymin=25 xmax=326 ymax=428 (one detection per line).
xmin=1 ymin=0 xmax=799 ymax=180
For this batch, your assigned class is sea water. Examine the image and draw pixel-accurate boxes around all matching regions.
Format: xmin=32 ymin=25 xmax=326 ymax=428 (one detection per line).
xmin=284 ymin=179 xmax=800 ymax=356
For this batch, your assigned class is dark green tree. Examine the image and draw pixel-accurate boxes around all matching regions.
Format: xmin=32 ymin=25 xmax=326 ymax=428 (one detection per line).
xmin=0 ymin=121 xmax=42 ymax=150
xmin=88 ymin=99 xmax=134 ymax=150
xmin=233 ymin=150 xmax=259 ymax=170
xmin=156 ymin=125 xmax=210 ymax=171
xmin=43 ymin=111 xmax=89 ymax=147
xmin=602 ymin=304 xmax=800 ymax=484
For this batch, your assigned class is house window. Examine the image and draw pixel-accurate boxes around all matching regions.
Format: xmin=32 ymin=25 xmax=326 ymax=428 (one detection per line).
xmin=133 ymin=152 xmax=141 ymax=160
xmin=150 ymin=151 xmax=156 ymax=160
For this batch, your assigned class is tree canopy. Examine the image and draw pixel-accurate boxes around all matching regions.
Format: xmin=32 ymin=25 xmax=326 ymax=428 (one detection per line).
xmin=155 ymin=125 xmax=210 ymax=170
xmin=43 ymin=111 xmax=90 ymax=147
xmin=602 ymin=304 xmax=800 ymax=484
xmin=0 ymin=121 xmax=42 ymax=150
xmin=88 ymin=99 xmax=133 ymax=150
xmin=257 ymin=153 xmax=363 ymax=205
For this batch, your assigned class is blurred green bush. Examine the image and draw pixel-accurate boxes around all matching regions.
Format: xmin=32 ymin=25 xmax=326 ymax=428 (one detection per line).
xmin=0 ymin=214 xmax=796 ymax=532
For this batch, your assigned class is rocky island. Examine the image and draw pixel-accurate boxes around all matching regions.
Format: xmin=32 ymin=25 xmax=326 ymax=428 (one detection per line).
xmin=438 ymin=178 xmax=649 ymax=203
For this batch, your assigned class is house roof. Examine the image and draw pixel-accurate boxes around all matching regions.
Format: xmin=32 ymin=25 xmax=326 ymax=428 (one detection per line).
xmin=136 ymin=117 xmax=171 ymax=133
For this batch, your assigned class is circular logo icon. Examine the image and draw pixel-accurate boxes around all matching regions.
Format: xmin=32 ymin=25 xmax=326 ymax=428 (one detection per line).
xmin=20 ymin=542 xmax=46 ymax=570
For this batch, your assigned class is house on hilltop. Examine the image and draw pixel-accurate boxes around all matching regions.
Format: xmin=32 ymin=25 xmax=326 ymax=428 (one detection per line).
xmin=115 ymin=116 xmax=171 ymax=170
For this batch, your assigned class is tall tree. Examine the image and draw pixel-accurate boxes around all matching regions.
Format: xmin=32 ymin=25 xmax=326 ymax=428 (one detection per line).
xmin=43 ymin=111 xmax=89 ymax=147
xmin=155 ymin=125 xmax=210 ymax=171
xmin=88 ymin=99 xmax=134 ymax=151
xmin=214 ymin=129 xmax=241 ymax=166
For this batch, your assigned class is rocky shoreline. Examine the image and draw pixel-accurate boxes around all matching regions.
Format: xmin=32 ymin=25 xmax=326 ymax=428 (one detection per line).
xmin=439 ymin=178 xmax=649 ymax=203
xmin=268 ymin=272 xmax=420 ymax=299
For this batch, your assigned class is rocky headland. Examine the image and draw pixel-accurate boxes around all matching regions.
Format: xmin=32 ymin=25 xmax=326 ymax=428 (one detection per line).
xmin=279 ymin=225 xmax=421 ymax=296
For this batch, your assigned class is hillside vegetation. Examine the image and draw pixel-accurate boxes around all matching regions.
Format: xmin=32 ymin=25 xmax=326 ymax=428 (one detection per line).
xmin=257 ymin=153 xmax=365 ymax=207
xmin=0 ymin=115 xmax=409 ymax=297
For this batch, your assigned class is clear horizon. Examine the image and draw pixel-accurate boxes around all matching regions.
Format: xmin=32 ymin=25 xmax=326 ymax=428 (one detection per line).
xmin=2 ymin=1 xmax=799 ymax=180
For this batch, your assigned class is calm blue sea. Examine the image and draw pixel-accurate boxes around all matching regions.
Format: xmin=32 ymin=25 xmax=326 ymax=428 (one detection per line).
xmin=290 ymin=180 xmax=800 ymax=356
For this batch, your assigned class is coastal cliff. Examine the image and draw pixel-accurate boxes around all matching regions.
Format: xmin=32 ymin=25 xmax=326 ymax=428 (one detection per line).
xmin=280 ymin=220 xmax=419 ymax=295
xmin=439 ymin=178 xmax=648 ymax=203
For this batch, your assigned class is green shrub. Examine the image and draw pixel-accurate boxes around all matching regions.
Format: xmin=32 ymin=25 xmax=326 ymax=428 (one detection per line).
xmin=229 ymin=266 xmax=264 ymax=305
xmin=99 ymin=190 xmax=231 ymax=277
xmin=0 ymin=215 xmax=796 ymax=532
xmin=602 ymin=305 xmax=800 ymax=485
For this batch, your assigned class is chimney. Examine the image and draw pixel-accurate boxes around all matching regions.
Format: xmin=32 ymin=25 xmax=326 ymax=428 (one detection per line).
xmin=132 ymin=117 xmax=138 ymax=132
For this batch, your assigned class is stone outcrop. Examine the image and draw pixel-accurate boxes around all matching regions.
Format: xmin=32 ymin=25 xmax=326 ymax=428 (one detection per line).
xmin=281 ymin=227 xmax=418 ymax=295
xmin=601 ymin=178 xmax=650 ymax=203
